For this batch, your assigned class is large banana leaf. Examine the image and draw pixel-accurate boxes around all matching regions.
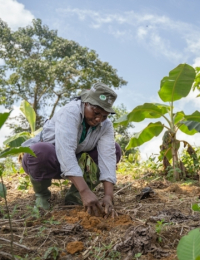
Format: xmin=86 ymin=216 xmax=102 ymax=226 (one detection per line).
xmin=114 ymin=103 xmax=169 ymax=127
xmin=0 ymin=147 xmax=36 ymax=158
xmin=20 ymin=100 xmax=36 ymax=133
xmin=3 ymin=132 xmax=31 ymax=147
xmin=126 ymin=122 xmax=164 ymax=150
xmin=184 ymin=111 xmax=200 ymax=122
xmin=158 ymin=64 xmax=196 ymax=102
xmin=0 ymin=111 xmax=12 ymax=129
xmin=177 ymin=228 xmax=200 ymax=260
xmin=181 ymin=121 xmax=200 ymax=133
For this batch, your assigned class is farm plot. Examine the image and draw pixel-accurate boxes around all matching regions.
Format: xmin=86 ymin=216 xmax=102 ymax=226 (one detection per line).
xmin=0 ymin=173 xmax=200 ymax=260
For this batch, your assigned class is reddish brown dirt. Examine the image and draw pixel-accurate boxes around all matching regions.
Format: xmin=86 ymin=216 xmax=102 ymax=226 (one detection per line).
xmin=66 ymin=241 xmax=84 ymax=254
xmin=1 ymin=173 xmax=200 ymax=260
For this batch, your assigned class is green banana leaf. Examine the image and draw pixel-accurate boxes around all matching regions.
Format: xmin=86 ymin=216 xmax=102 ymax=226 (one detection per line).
xmin=126 ymin=121 xmax=164 ymax=150
xmin=184 ymin=111 xmax=200 ymax=122
xmin=174 ymin=111 xmax=185 ymax=125
xmin=0 ymin=111 xmax=12 ymax=129
xmin=0 ymin=147 xmax=36 ymax=158
xmin=114 ymin=103 xmax=169 ymax=127
xmin=32 ymin=127 xmax=43 ymax=137
xmin=20 ymin=100 xmax=36 ymax=133
xmin=158 ymin=64 xmax=196 ymax=102
xmin=177 ymin=228 xmax=200 ymax=260
xmin=181 ymin=121 xmax=200 ymax=133
xmin=3 ymin=132 xmax=31 ymax=147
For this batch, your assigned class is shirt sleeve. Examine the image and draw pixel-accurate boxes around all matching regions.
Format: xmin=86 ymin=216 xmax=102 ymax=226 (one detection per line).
xmin=97 ymin=120 xmax=117 ymax=184
xmin=54 ymin=106 xmax=83 ymax=178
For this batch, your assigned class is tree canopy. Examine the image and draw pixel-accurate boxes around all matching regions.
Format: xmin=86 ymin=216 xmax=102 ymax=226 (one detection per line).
xmin=0 ymin=18 xmax=127 ymax=127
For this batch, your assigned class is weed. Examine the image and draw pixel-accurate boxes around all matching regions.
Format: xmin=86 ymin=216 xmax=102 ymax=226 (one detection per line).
xmin=155 ymin=219 xmax=171 ymax=242
xmin=37 ymin=226 xmax=47 ymax=237
xmin=43 ymin=217 xmax=60 ymax=225
xmin=88 ymin=242 xmax=121 ymax=260
xmin=43 ymin=246 xmax=59 ymax=260
xmin=134 ymin=252 xmax=142 ymax=259
xmin=18 ymin=175 xmax=31 ymax=191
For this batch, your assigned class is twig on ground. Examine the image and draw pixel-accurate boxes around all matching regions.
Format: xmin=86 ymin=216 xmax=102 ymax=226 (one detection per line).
xmin=0 ymin=237 xmax=31 ymax=251
xmin=37 ymin=230 xmax=52 ymax=250
xmin=114 ymin=173 xmax=152 ymax=196
xmin=19 ymin=224 xmax=26 ymax=244
xmin=0 ymin=251 xmax=18 ymax=260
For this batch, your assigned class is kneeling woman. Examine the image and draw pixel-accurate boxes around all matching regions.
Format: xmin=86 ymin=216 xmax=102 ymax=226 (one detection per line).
xmin=22 ymin=83 xmax=121 ymax=217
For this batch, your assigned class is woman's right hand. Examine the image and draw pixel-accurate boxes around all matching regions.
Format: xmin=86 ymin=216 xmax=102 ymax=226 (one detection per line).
xmin=67 ymin=176 xmax=103 ymax=216
xmin=80 ymin=188 xmax=104 ymax=216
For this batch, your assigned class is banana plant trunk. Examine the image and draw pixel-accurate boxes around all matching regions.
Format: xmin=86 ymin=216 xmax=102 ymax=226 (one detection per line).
xmin=171 ymin=134 xmax=180 ymax=181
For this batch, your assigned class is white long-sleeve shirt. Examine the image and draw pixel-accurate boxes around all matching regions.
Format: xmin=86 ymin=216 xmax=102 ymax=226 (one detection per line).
xmin=22 ymin=100 xmax=117 ymax=184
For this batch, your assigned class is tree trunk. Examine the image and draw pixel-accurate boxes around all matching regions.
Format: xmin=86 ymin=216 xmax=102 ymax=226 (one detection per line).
xmin=172 ymin=138 xmax=179 ymax=181
xmin=49 ymin=94 xmax=61 ymax=119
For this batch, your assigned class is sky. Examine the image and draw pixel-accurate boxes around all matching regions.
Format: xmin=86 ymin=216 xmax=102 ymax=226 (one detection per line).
xmin=0 ymin=0 xmax=200 ymax=160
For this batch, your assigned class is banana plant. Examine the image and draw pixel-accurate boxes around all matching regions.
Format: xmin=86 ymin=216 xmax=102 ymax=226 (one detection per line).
xmin=0 ymin=111 xmax=36 ymax=158
xmin=114 ymin=64 xmax=199 ymax=180
xmin=3 ymin=100 xmax=42 ymax=148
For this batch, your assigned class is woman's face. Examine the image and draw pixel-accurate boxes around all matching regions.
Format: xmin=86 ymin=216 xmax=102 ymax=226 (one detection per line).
xmin=84 ymin=103 xmax=110 ymax=127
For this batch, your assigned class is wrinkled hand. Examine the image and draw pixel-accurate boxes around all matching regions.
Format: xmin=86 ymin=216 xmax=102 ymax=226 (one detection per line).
xmin=99 ymin=195 xmax=118 ymax=218
xmin=80 ymin=188 xmax=103 ymax=217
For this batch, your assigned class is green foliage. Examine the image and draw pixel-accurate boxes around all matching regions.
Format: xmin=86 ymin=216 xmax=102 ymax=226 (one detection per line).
xmin=110 ymin=104 xmax=137 ymax=155
xmin=193 ymin=66 xmax=200 ymax=91
xmin=3 ymin=100 xmax=42 ymax=148
xmin=0 ymin=110 xmax=35 ymax=158
xmin=1 ymin=157 xmax=24 ymax=176
xmin=0 ymin=111 xmax=12 ymax=129
xmin=114 ymin=64 xmax=198 ymax=180
xmin=158 ymin=63 xmax=195 ymax=102
xmin=134 ymin=252 xmax=142 ymax=259
xmin=126 ymin=122 xmax=164 ymax=149
xmin=0 ymin=182 xmax=7 ymax=199
xmin=0 ymin=18 xmax=127 ymax=127
xmin=43 ymin=246 xmax=59 ymax=260
xmin=20 ymin=100 xmax=36 ymax=133
xmin=192 ymin=203 xmax=200 ymax=212
xmin=17 ymin=175 xmax=31 ymax=191
xmin=0 ymin=146 xmax=35 ymax=158
xmin=177 ymin=228 xmax=200 ymax=260
xmin=43 ymin=217 xmax=60 ymax=225
xmin=180 ymin=147 xmax=200 ymax=177
xmin=88 ymin=243 xmax=121 ymax=260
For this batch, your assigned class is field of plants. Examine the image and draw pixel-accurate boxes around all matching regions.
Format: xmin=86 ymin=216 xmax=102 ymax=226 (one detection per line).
xmin=0 ymin=158 xmax=200 ymax=260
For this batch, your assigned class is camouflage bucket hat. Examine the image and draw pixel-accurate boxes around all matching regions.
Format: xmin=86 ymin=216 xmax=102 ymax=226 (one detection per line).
xmin=80 ymin=82 xmax=117 ymax=114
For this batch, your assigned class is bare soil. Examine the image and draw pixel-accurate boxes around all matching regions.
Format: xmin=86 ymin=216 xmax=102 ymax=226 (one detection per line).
xmin=0 ymin=172 xmax=200 ymax=260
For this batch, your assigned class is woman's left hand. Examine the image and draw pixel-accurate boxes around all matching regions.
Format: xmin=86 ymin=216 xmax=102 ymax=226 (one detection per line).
xmin=99 ymin=195 xmax=118 ymax=218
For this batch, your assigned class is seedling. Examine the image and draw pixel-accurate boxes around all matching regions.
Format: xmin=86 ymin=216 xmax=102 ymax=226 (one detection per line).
xmin=155 ymin=219 xmax=170 ymax=242
xmin=134 ymin=252 xmax=142 ymax=259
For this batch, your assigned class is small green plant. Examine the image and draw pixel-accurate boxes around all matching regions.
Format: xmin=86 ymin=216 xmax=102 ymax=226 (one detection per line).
xmin=89 ymin=243 xmax=121 ymax=260
xmin=17 ymin=175 xmax=31 ymax=191
xmin=192 ymin=203 xmax=200 ymax=212
xmin=26 ymin=205 xmax=41 ymax=219
xmin=155 ymin=219 xmax=170 ymax=242
xmin=134 ymin=252 xmax=142 ymax=259
xmin=43 ymin=217 xmax=60 ymax=225
xmin=37 ymin=226 xmax=47 ymax=238
xmin=43 ymin=246 xmax=59 ymax=260
xmin=166 ymin=165 xmax=182 ymax=180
